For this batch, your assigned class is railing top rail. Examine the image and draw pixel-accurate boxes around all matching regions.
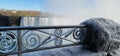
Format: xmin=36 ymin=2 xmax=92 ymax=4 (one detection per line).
xmin=0 ymin=25 xmax=86 ymax=31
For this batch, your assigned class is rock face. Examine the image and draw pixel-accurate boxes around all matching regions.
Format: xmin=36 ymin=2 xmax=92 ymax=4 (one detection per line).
xmin=0 ymin=15 xmax=21 ymax=26
xmin=80 ymin=18 xmax=120 ymax=55
xmin=0 ymin=15 xmax=9 ymax=26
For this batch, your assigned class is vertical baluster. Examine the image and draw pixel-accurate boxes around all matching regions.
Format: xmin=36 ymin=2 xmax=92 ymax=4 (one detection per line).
xmin=18 ymin=30 xmax=22 ymax=56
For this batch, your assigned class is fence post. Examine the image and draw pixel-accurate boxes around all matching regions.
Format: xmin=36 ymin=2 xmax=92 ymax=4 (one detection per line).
xmin=17 ymin=30 xmax=22 ymax=56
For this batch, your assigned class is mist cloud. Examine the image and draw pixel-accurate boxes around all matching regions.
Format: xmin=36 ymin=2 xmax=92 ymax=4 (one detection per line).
xmin=45 ymin=0 xmax=120 ymax=23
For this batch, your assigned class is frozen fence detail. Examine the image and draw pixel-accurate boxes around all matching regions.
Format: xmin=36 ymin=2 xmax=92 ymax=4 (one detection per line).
xmin=0 ymin=25 xmax=86 ymax=56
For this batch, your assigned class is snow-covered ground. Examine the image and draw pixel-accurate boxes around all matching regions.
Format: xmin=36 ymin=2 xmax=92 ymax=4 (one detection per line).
xmin=10 ymin=45 xmax=110 ymax=56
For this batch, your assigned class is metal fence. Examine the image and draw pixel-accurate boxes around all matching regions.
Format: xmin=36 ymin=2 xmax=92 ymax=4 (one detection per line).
xmin=0 ymin=25 xmax=86 ymax=56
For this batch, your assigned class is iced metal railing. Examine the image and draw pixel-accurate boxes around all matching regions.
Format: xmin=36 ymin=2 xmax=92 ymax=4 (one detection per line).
xmin=0 ymin=25 xmax=86 ymax=56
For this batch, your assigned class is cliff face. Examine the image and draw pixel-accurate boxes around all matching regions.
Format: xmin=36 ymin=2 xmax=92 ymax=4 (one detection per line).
xmin=0 ymin=15 xmax=21 ymax=26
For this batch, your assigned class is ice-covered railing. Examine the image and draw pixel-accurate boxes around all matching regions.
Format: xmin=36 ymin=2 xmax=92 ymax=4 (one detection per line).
xmin=1 ymin=17 xmax=120 ymax=56
xmin=0 ymin=25 xmax=86 ymax=56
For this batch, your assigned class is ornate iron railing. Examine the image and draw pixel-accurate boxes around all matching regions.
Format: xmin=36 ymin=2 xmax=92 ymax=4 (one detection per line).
xmin=0 ymin=25 xmax=86 ymax=56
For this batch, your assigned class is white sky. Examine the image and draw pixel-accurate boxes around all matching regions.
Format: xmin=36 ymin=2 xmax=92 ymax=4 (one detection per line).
xmin=45 ymin=0 xmax=120 ymax=23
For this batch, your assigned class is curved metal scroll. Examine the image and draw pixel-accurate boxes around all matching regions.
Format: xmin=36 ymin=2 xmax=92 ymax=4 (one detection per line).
xmin=0 ymin=32 xmax=17 ymax=53
xmin=22 ymin=31 xmax=40 ymax=49
xmin=54 ymin=29 xmax=63 ymax=46
xmin=73 ymin=28 xmax=87 ymax=43
xmin=73 ymin=28 xmax=81 ymax=40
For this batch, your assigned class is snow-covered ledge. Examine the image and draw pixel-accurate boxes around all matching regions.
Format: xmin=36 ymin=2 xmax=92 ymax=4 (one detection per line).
xmin=80 ymin=18 xmax=120 ymax=56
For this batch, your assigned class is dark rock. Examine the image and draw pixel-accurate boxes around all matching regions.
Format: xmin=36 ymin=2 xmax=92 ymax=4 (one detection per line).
xmin=0 ymin=15 xmax=21 ymax=26
xmin=80 ymin=18 xmax=120 ymax=53
xmin=8 ymin=16 xmax=21 ymax=26
xmin=0 ymin=15 xmax=9 ymax=26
